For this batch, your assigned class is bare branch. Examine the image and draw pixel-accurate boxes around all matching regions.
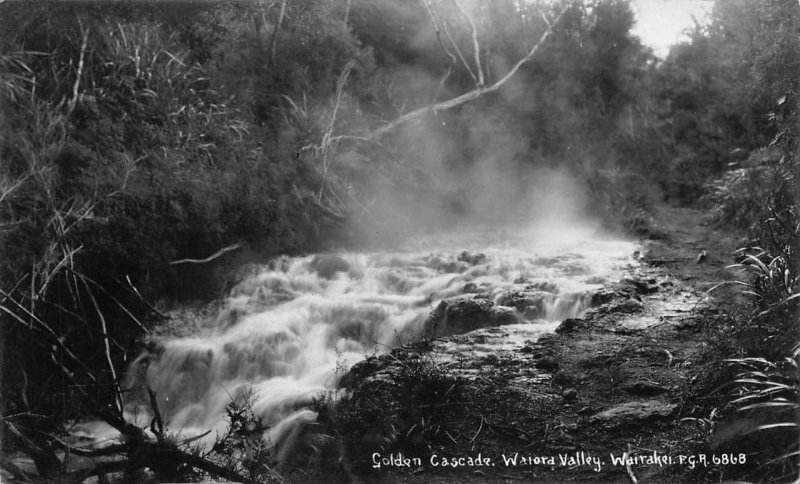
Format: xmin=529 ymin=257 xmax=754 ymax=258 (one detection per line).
xmin=269 ymin=0 xmax=287 ymax=64
xmin=425 ymin=0 xmax=478 ymax=85
xmin=449 ymin=0 xmax=484 ymax=86
xmin=121 ymin=275 xmax=168 ymax=319
xmin=421 ymin=0 xmax=458 ymax=102
xmin=80 ymin=277 xmax=124 ymax=413
xmin=344 ymin=0 xmax=352 ymax=25
xmin=169 ymin=243 xmax=243 ymax=266
xmin=368 ymin=5 xmax=568 ymax=139
xmin=147 ymin=387 xmax=165 ymax=439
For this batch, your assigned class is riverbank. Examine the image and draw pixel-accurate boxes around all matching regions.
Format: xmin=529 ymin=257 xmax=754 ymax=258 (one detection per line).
xmin=308 ymin=204 xmax=744 ymax=483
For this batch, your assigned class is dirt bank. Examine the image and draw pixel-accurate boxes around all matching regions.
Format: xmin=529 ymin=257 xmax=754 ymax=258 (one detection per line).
xmin=311 ymin=205 xmax=744 ymax=484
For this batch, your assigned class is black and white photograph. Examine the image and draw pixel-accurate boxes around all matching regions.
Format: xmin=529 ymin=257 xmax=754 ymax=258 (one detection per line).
xmin=0 ymin=0 xmax=797 ymax=482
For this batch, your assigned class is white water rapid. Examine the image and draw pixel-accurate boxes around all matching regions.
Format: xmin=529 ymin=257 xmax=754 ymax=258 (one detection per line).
xmin=98 ymin=227 xmax=637 ymax=457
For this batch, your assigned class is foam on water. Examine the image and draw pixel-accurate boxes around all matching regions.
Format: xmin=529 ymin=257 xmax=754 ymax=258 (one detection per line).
xmin=112 ymin=227 xmax=637 ymax=454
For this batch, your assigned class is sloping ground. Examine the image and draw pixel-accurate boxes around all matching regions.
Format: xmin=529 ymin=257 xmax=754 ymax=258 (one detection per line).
xmin=310 ymin=205 xmax=744 ymax=484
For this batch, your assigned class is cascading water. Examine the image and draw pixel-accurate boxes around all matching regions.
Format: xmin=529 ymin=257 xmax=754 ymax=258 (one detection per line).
xmin=114 ymin=227 xmax=637 ymax=457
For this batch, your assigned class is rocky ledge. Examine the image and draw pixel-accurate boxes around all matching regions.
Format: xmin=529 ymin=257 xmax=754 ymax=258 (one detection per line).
xmin=322 ymin=207 xmax=740 ymax=484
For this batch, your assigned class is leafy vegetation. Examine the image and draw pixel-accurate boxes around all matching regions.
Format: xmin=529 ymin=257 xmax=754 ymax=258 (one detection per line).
xmin=663 ymin=1 xmax=800 ymax=481
xmin=311 ymin=341 xmax=463 ymax=476
xmin=1 ymin=0 xmax=798 ymax=482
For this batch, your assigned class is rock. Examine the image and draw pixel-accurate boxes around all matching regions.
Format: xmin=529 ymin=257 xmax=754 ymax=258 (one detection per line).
xmin=603 ymin=298 xmax=644 ymax=314
xmin=552 ymin=370 xmax=572 ymax=386
xmin=444 ymin=261 xmax=469 ymax=273
xmin=489 ymin=305 xmax=523 ymax=326
xmin=624 ymin=381 xmax=669 ymax=396
xmin=310 ymin=254 xmax=350 ymax=279
xmin=463 ymin=282 xmax=479 ymax=293
xmin=590 ymin=400 xmax=677 ymax=426
xmin=555 ymin=318 xmax=587 ymax=334
xmin=421 ymin=298 xmax=496 ymax=338
xmin=458 ymin=251 xmax=487 ymax=265
xmin=590 ymin=290 xmax=617 ymax=306
xmin=340 ymin=355 xmax=391 ymax=388
xmin=562 ymin=388 xmax=578 ymax=402
xmin=525 ymin=281 xmax=559 ymax=293
xmin=495 ymin=290 xmax=554 ymax=319
xmin=621 ymin=277 xmax=659 ymax=295
xmin=535 ymin=356 xmax=559 ymax=372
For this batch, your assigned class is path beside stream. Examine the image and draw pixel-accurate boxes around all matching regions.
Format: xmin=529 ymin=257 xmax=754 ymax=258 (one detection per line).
xmin=326 ymin=204 xmax=743 ymax=484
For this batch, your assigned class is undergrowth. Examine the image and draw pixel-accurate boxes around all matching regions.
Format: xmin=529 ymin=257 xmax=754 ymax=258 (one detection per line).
xmin=310 ymin=342 xmax=464 ymax=477
xmin=697 ymin=145 xmax=799 ymax=482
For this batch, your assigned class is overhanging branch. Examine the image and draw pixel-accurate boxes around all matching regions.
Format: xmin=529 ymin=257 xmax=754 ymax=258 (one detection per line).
xmin=368 ymin=5 xmax=568 ymax=140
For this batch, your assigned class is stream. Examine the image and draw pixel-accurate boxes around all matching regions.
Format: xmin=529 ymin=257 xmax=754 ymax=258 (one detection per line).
xmin=81 ymin=225 xmax=638 ymax=458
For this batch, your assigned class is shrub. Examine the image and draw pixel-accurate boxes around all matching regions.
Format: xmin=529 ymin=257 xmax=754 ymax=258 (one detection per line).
xmin=312 ymin=343 xmax=463 ymax=474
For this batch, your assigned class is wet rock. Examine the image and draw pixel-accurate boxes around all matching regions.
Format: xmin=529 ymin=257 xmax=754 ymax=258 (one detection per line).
xmin=525 ymin=281 xmax=560 ymax=293
xmin=489 ymin=305 xmax=523 ymax=326
xmin=590 ymin=290 xmax=617 ymax=306
xmin=310 ymin=254 xmax=350 ymax=279
xmin=535 ymin=356 xmax=560 ymax=372
xmin=458 ymin=251 xmax=487 ymax=265
xmin=590 ymin=400 xmax=677 ymax=426
xmin=340 ymin=355 xmax=392 ymax=388
xmin=445 ymin=261 xmax=469 ymax=273
xmin=624 ymin=381 xmax=669 ymax=396
xmin=463 ymin=282 xmax=479 ymax=293
xmin=495 ymin=290 xmax=553 ymax=319
xmin=555 ymin=318 xmax=587 ymax=334
xmin=268 ymin=255 xmax=291 ymax=272
xmin=562 ymin=388 xmax=578 ymax=402
xmin=594 ymin=297 xmax=644 ymax=314
xmin=621 ymin=277 xmax=659 ymax=295
xmin=422 ymin=298 xmax=497 ymax=338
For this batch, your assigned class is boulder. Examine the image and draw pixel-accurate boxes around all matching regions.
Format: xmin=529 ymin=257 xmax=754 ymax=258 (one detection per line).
xmin=495 ymin=290 xmax=553 ymax=319
xmin=555 ymin=318 xmax=588 ymax=334
xmin=422 ymin=298 xmax=496 ymax=338
xmin=488 ymin=305 xmax=524 ymax=326
xmin=621 ymin=277 xmax=659 ymax=295
xmin=310 ymin=254 xmax=350 ymax=279
xmin=458 ymin=251 xmax=487 ymax=265
xmin=590 ymin=400 xmax=677 ymax=426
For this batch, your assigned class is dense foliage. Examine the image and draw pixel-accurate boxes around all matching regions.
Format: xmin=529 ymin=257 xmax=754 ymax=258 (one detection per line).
xmin=0 ymin=0 xmax=797 ymax=481
xmin=658 ymin=1 xmax=799 ymax=481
